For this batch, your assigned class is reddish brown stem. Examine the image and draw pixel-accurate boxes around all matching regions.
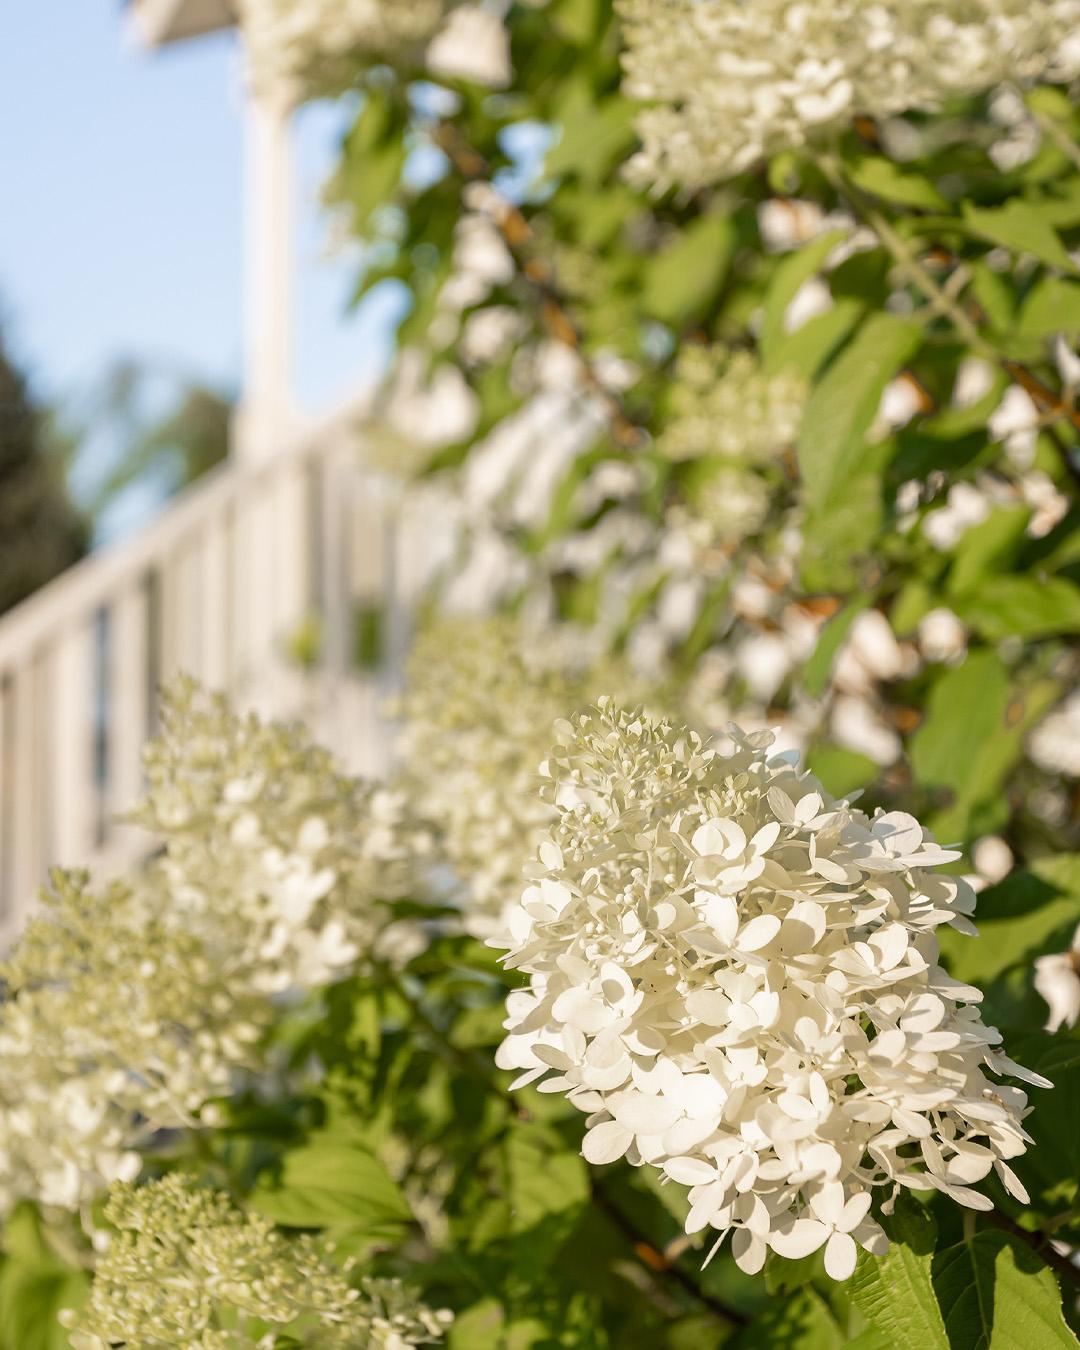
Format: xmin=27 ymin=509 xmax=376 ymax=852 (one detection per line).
xmin=431 ymin=120 xmax=646 ymax=450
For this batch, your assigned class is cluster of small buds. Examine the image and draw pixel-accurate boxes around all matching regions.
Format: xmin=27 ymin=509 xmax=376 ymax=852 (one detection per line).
xmin=658 ymin=347 xmax=806 ymax=467
xmin=497 ymin=702 xmax=1046 ymax=1279
xmin=0 ymin=871 xmax=268 ymax=1213
xmin=682 ymin=468 xmax=773 ymax=547
xmin=360 ymin=1278 xmax=457 ymax=1350
xmin=61 ymin=1174 xmax=451 ymax=1349
xmin=618 ymin=0 xmax=1080 ymax=190
xmin=397 ymin=617 xmax=647 ymax=936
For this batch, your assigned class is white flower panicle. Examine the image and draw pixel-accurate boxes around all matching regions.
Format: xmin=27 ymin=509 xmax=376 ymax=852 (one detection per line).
xmin=618 ymin=0 xmax=1080 ymax=190
xmin=238 ymin=0 xmax=447 ymax=95
xmin=655 ymin=346 xmax=805 ymax=552
xmin=658 ymin=347 xmax=806 ymax=467
xmin=137 ymin=679 xmax=427 ymax=995
xmin=398 ymin=618 xmax=645 ymax=934
xmin=0 ymin=871 xmax=267 ymax=1214
xmin=1029 ymin=690 xmax=1080 ymax=779
xmin=497 ymin=702 xmax=1046 ymax=1279
xmin=0 ymin=682 xmax=426 ymax=1215
xmin=62 ymin=1174 xmax=452 ymax=1350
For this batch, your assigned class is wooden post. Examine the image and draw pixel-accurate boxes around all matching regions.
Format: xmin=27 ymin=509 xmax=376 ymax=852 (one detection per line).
xmin=234 ymin=78 xmax=297 ymax=462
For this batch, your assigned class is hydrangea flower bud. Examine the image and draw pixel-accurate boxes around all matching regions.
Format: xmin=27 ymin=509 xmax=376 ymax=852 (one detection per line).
xmin=63 ymin=1173 xmax=452 ymax=1349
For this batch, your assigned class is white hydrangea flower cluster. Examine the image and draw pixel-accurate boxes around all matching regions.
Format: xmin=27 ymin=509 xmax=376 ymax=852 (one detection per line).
xmin=658 ymin=347 xmax=806 ymax=467
xmin=497 ymin=702 xmax=1046 ymax=1279
xmin=653 ymin=346 xmax=805 ymax=555
xmin=0 ymin=872 xmax=268 ymax=1214
xmin=398 ymin=618 xmax=646 ymax=936
xmin=618 ymin=0 xmax=1080 ymax=189
xmin=0 ymin=682 xmax=427 ymax=1215
xmin=62 ymin=1174 xmax=452 ymax=1350
xmin=238 ymin=0 xmax=446 ymax=95
xmin=684 ymin=468 xmax=773 ymax=547
xmin=1029 ymin=690 xmax=1080 ymax=779
xmin=136 ymin=679 xmax=428 ymax=995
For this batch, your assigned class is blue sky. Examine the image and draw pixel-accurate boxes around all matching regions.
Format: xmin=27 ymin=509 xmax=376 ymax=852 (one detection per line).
xmin=0 ymin=4 xmax=395 ymax=441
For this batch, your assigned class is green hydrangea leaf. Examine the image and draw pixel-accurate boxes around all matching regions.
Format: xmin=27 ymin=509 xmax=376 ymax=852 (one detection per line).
xmin=932 ymin=1232 xmax=1078 ymax=1350
xmin=250 ymin=1136 xmax=412 ymax=1235
xmin=962 ymin=201 xmax=1076 ymax=273
xmin=797 ymin=313 xmax=922 ymax=512
xmin=849 ymin=1198 xmax=948 ymax=1350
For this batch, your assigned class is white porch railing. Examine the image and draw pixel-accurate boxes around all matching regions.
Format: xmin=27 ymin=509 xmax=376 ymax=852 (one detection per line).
xmin=0 ymin=411 xmax=446 ymax=950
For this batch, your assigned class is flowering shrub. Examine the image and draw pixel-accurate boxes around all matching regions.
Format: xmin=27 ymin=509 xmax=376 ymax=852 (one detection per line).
xmin=396 ymin=615 xmax=654 ymax=934
xmin=2 ymin=681 xmax=1077 ymax=1344
xmin=497 ymin=703 xmax=1042 ymax=1280
xmin=0 ymin=682 xmax=424 ymax=1215
xmin=0 ymin=870 xmax=265 ymax=1212
xmin=308 ymin=0 xmax=1080 ymax=1334
xmin=7 ymin=0 xmax=1080 ymax=1344
xmin=135 ymin=679 xmax=428 ymax=993
xmin=63 ymin=1174 xmax=451 ymax=1349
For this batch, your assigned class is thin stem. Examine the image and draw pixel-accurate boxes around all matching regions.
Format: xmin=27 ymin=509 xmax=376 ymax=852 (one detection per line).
xmin=46 ymin=1218 xmax=93 ymax=1273
xmin=591 ymin=1180 xmax=748 ymax=1327
xmin=1030 ymin=105 xmax=1080 ymax=175
xmin=820 ymin=156 xmax=991 ymax=355
xmin=377 ymin=963 xmax=748 ymax=1326
xmin=380 ymin=962 xmax=518 ymax=1105
xmin=821 ymin=154 xmax=1080 ymax=449
xmin=984 ymin=1207 xmax=1080 ymax=1294
xmin=1042 ymin=421 xmax=1080 ymax=493
xmin=430 ymin=119 xmax=646 ymax=450
xmin=1044 ymin=1204 xmax=1080 ymax=1236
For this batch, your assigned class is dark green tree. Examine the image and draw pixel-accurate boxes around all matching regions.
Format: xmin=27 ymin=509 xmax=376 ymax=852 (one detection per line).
xmin=0 ymin=331 xmax=87 ymax=616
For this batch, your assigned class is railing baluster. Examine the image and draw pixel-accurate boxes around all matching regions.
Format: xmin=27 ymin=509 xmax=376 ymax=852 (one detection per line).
xmin=231 ymin=486 xmax=269 ymax=698
xmin=106 ymin=576 xmax=152 ymax=864
xmin=50 ymin=621 xmax=97 ymax=869
xmin=199 ymin=514 xmax=230 ymax=692
xmin=320 ymin=443 xmax=350 ymax=679
xmin=8 ymin=659 xmax=45 ymax=933
xmin=176 ymin=542 xmax=202 ymax=681
xmin=0 ymin=672 xmax=13 ymax=922
xmin=345 ymin=451 xmax=384 ymax=774
xmin=274 ymin=455 xmax=309 ymax=637
xmin=157 ymin=553 xmax=182 ymax=688
xmin=0 ymin=409 xmax=399 ymax=944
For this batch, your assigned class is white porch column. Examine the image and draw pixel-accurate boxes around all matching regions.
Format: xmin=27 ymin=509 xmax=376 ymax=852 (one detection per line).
xmin=234 ymin=77 xmax=298 ymax=461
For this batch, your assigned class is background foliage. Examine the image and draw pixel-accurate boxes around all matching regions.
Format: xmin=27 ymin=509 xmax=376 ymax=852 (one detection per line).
xmin=4 ymin=1 xmax=1080 ymax=1346
xmin=0 ymin=325 xmax=86 ymax=615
